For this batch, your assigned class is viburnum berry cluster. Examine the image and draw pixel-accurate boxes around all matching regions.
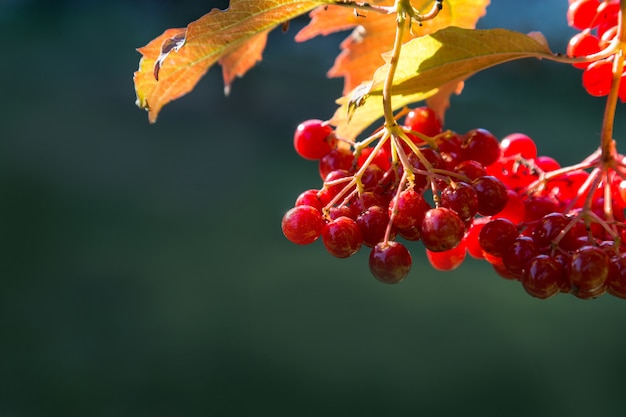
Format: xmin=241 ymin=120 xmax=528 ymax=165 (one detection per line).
xmin=567 ymin=0 xmax=625 ymax=98
xmin=132 ymin=0 xmax=626 ymax=301
xmin=275 ymin=0 xmax=626 ymax=300
xmin=281 ymin=106 xmax=626 ymax=299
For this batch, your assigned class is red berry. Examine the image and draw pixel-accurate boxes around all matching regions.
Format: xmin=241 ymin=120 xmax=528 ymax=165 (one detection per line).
xmin=500 ymin=133 xmax=538 ymax=159
xmin=569 ymin=245 xmax=609 ymax=294
xmin=535 ymin=155 xmax=560 ymax=172
xmin=502 ymin=236 xmax=539 ymax=278
xmin=595 ymin=0 xmax=619 ymax=32
xmin=357 ymin=206 xmax=393 ymax=247
xmin=357 ymin=147 xmax=391 ymax=171
xmin=492 ymin=189 xmax=525 ymax=224
xmin=440 ymin=182 xmax=478 ymax=221
xmin=522 ymin=255 xmax=563 ymax=299
xmin=464 ymin=217 xmax=489 ymax=259
xmin=293 ymin=119 xmax=335 ymax=160
xmin=426 ymin=240 xmax=467 ymax=271
xmin=319 ymin=147 xmax=354 ymax=179
xmin=546 ymin=171 xmax=588 ymax=205
xmin=404 ymin=106 xmax=443 ymax=138
xmin=295 ymin=189 xmax=324 ymax=212
xmin=420 ymin=207 xmax=466 ymax=252
xmin=567 ymin=0 xmax=601 ymax=29
xmin=361 ymin=164 xmax=385 ymax=191
xmin=582 ymin=58 xmax=613 ymax=97
xmin=531 ymin=212 xmax=570 ymax=248
xmin=472 ymin=175 xmax=509 ymax=216
xmin=389 ymin=189 xmax=430 ymax=231
xmin=567 ymin=31 xmax=601 ymax=69
xmin=323 ymin=169 xmax=353 ymax=199
xmin=281 ymin=205 xmax=325 ymax=245
xmin=454 ymin=160 xmax=487 ymax=181
xmin=461 ymin=128 xmax=501 ymax=167
xmin=478 ymin=218 xmax=519 ymax=257
xmin=322 ymin=216 xmax=362 ymax=258
xmin=607 ymin=253 xmax=626 ymax=298
xmin=523 ymin=193 xmax=561 ymax=222
xmin=369 ymin=241 xmax=412 ymax=284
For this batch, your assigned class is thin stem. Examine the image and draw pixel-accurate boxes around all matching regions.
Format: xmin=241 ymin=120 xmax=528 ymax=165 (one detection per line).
xmin=600 ymin=52 xmax=623 ymax=160
xmin=599 ymin=0 xmax=626 ymax=160
xmin=382 ymin=2 xmax=408 ymax=128
xmin=381 ymin=0 xmax=443 ymax=128
xmin=330 ymin=0 xmax=394 ymax=15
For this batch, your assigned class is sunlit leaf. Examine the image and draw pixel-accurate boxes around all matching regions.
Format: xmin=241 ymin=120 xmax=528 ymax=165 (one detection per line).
xmin=296 ymin=0 xmax=490 ymax=94
xmin=334 ymin=27 xmax=556 ymax=140
xmin=331 ymin=88 xmax=438 ymax=141
xmin=370 ymin=27 xmax=555 ymax=96
xmin=134 ymin=0 xmax=329 ymax=123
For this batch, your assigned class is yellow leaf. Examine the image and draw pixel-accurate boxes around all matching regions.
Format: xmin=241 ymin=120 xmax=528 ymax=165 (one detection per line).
xmin=334 ymin=27 xmax=556 ymax=141
xmin=370 ymin=27 xmax=555 ymax=96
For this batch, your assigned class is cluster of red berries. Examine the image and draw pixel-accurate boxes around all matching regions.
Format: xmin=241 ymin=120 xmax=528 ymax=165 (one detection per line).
xmin=281 ymin=106 xmax=626 ymax=300
xmin=566 ymin=0 xmax=624 ymax=98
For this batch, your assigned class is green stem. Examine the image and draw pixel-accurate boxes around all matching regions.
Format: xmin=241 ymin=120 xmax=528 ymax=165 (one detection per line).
xmin=381 ymin=1 xmax=407 ymax=128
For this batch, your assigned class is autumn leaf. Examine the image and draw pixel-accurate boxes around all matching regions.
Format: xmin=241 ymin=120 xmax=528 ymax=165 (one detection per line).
xmin=296 ymin=0 xmax=490 ymax=95
xmin=370 ymin=27 xmax=555 ymax=96
xmin=333 ymin=27 xmax=556 ymax=140
xmin=134 ymin=0 xmax=329 ymax=123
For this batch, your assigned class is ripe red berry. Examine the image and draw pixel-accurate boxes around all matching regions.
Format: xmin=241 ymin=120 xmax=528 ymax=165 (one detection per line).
xmin=472 ymin=175 xmax=509 ymax=216
xmin=582 ymin=58 xmax=613 ymax=97
xmin=567 ymin=0 xmax=601 ymax=29
xmin=567 ymin=31 xmax=601 ymax=69
xmin=281 ymin=205 xmax=325 ymax=245
xmin=440 ymin=181 xmax=478 ymax=221
xmin=464 ymin=216 xmax=489 ymax=259
xmin=390 ymin=189 xmax=430 ymax=230
xmin=502 ymin=236 xmax=539 ymax=278
xmin=500 ymin=133 xmax=538 ymax=159
xmin=569 ymin=245 xmax=609 ymax=294
xmin=404 ymin=106 xmax=443 ymax=138
xmin=531 ymin=212 xmax=571 ymax=248
xmin=607 ymin=253 xmax=626 ymax=298
xmin=492 ymin=189 xmax=525 ymax=224
xmin=293 ymin=119 xmax=336 ymax=160
xmin=295 ymin=189 xmax=324 ymax=212
xmin=454 ymin=160 xmax=487 ymax=181
xmin=369 ymin=241 xmax=412 ymax=284
xmin=461 ymin=128 xmax=501 ymax=167
xmin=535 ymin=155 xmax=560 ymax=172
xmin=595 ymin=0 xmax=619 ymax=35
xmin=319 ymin=147 xmax=354 ymax=179
xmin=420 ymin=207 xmax=466 ymax=252
xmin=478 ymin=218 xmax=519 ymax=257
xmin=357 ymin=205 xmax=393 ymax=247
xmin=426 ymin=240 xmax=467 ymax=271
xmin=322 ymin=216 xmax=362 ymax=258
xmin=523 ymin=193 xmax=561 ymax=222
xmin=522 ymin=255 xmax=563 ymax=299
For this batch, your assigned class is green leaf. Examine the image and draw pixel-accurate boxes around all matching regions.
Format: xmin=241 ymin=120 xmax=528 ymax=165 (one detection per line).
xmin=370 ymin=27 xmax=555 ymax=96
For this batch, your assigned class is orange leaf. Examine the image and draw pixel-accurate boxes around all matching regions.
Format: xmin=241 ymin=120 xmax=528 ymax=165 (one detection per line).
xmin=296 ymin=2 xmax=396 ymax=95
xmin=219 ymin=31 xmax=268 ymax=96
xmin=134 ymin=0 xmax=328 ymax=123
xmin=296 ymin=0 xmax=490 ymax=95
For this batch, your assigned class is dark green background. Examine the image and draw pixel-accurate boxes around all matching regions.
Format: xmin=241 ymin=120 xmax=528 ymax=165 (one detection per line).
xmin=2 ymin=1 xmax=626 ymax=416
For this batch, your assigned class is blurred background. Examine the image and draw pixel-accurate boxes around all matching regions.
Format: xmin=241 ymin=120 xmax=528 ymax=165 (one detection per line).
xmin=2 ymin=1 xmax=626 ymax=416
